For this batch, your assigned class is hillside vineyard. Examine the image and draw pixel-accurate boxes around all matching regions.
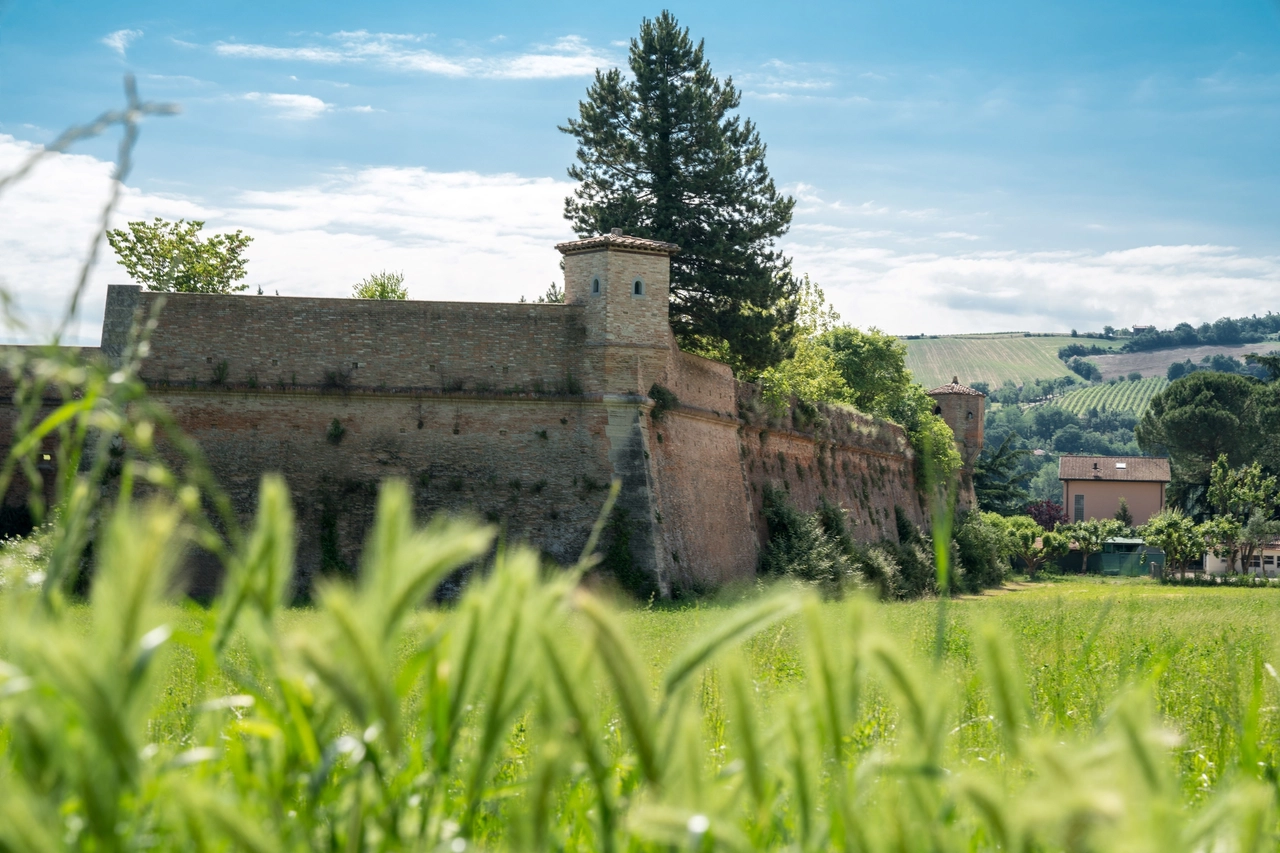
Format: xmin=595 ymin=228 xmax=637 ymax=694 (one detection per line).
xmin=5 ymin=232 xmax=981 ymax=595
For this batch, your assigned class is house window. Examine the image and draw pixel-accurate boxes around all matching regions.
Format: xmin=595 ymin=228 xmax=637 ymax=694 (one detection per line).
xmin=632 ymin=278 xmax=645 ymax=296
xmin=1073 ymin=493 xmax=1084 ymax=522
xmin=591 ymin=276 xmax=601 ymax=294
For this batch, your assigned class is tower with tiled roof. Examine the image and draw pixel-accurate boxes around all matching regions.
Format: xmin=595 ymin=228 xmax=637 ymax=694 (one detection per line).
xmin=556 ymin=229 xmax=679 ymax=395
xmin=926 ymin=376 xmax=986 ymax=489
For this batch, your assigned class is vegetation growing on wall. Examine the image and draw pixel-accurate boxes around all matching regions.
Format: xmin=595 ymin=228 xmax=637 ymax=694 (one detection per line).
xmin=759 ymin=487 xmax=1007 ymax=599
xmin=750 ymin=281 xmax=962 ymax=481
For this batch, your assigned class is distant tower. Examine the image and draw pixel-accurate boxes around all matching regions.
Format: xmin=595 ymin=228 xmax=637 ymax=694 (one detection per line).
xmin=926 ymin=377 xmax=986 ymax=504
xmin=556 ymin=228 xmax=680 ymax=395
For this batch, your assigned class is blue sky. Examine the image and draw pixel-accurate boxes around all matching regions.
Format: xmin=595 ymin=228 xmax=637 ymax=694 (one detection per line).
xmin=2 ymin=0 xmax=1279 ymax=343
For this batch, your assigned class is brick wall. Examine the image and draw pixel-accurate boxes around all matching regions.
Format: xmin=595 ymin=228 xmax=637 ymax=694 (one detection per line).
xmin=733 ymin=388 xmax=925 ymax=546
xmin=155 ymin=387 xmax=621 ymax=595
xmin=8 ymin=261 xmax=938 ymax=596
xmin=113 ymin=286 xmax=590 ymax=395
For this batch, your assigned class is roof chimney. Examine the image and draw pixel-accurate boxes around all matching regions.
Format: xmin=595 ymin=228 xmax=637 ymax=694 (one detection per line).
xmin=610 ymin=227 xmax=623 ymax=236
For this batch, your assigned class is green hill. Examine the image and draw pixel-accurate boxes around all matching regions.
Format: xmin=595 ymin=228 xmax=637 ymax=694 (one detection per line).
xmin=902 ymin=334 xmax=1121 ymax=389
xmin=1053 ymin=376 xmax=1169 ymax=417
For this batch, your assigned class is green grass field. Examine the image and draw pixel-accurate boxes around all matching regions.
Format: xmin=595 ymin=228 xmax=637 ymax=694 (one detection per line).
xmin=1053 ymin=376 xmax=1169 ymax=416
xmin=902 ymin=333 xmax=1122 ymax=389
xmin=6 ymin=494 xmax=1280 ymax=851
xmin=141 ymin=577 xmax=1280 ymax=813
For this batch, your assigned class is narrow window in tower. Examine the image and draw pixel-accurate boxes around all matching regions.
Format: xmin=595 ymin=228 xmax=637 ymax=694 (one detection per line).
xmin=591 ymin=277 xmax=601 ymax=294
xmin=632 ymin=278 xmax=645 ymax=296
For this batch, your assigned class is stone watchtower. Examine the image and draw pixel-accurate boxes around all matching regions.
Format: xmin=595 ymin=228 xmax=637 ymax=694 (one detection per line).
xmin=926 ymin=377 xmax=986 ymax=505
xmin=554 ymin=228 xmax=682 ymax=596
xmin=556 ymin=228 xmax=680 ymax=395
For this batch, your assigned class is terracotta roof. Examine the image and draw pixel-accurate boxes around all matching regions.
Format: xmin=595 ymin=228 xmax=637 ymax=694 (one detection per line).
xmin=555 ymin=229 xmax=680 ymax=256
xmin=926 ymin=376 xmax=985 ymax=397
xmin=1058 ymin=455 xmax=1171 ymax=483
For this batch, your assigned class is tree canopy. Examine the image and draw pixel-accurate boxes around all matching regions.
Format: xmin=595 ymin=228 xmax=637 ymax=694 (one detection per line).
xmin=1136 ymin=371 xmax=1263 ymax=500
xmin=561 ymin=11 xmax=798 ymax=372
xmin=107 ymin=218 xmax=252 ymax=293
xmin=352 ymin=271 xmax=407 ymax=300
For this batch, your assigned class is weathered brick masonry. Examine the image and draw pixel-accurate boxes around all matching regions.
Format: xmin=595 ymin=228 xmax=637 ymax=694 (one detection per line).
xmin=18 ymin=231 xmax=978 ymax=594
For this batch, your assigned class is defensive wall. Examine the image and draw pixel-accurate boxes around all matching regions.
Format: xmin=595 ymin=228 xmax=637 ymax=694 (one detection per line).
xmin=7 ymin=231 xmax=981 ymax=595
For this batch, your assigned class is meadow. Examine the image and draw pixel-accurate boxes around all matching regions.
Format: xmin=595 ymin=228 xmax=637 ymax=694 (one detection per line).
xmin=1053 ymin=375 xmax=1169 ymax=416
xmin=901 ymin=333 xmax=1120 ymax=389
xmin=2 ymin=487 xmax=1277 ymax=851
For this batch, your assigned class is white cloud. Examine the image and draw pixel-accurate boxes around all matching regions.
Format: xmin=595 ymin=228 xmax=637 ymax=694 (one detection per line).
xmin=214 ymin=31 xmax=612 ymax=79
xmin=0 ymin=135 xmax=574 ymax=345
xmin=936 ymin=231 xmax=982 ymax=241
xmin=3 ymin=135 xmax=1276 ymax=347
xmin=102 ymin=29 xmax=143 ymax=56
xmin=786 ymin=228 xmax=1280 ymax=335
xmin=243 ymin=92 xmax=333 ymax=120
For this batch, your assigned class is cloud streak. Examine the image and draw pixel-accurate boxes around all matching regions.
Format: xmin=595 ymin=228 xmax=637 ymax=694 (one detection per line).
xmin=214 ymin=31 xmax=612 ymax=80
xmin=102 ymin=29 xmax=143 ymax=56
xmin=243 ymin=92 xmax=333 ymax=120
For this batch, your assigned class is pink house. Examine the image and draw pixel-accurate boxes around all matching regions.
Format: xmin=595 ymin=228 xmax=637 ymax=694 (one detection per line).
xmin=1059 ymin=456 xmax=1171 ymax=525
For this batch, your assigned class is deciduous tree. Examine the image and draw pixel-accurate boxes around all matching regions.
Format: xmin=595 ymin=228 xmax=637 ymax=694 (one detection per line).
xmin=996 ymin=514 xmax=1067 ymax=578
xmin=1139 ymin=509 xmax=1208 ymax=580
xmin=820 ymin=326 xmax=914 ymax=417
xmin=352 ymin=270 xmax=407 ymax=300
xmin=107 ymin=218 xmax=252 ymax=293
xmin=1059 ymin=518 xmax=1126 ymax=574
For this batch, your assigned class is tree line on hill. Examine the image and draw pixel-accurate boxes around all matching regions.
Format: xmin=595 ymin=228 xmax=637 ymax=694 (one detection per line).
xmin=1121 ymin=314 xmax=1280 ymax=353
xmin=1056 ymin=313 xmax=1280 ymax=357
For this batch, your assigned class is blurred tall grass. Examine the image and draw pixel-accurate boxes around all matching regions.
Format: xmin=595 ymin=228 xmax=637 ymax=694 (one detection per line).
xmin=2 ymin=484 xmax=1278 ymax=851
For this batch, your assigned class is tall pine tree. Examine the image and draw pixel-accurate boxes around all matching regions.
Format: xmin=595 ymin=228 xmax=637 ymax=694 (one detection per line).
xmin=562 ymin=12 xmax=798 ymax=373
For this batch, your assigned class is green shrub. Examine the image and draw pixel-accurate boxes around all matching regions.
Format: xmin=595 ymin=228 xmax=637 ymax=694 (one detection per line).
xmin=759 ymin=484 xmax=852 ymax=594
xmin=647 ymin=383 xmax=678 ymax=421
xmin=954 ymin=509 xmax=1008 ymax=591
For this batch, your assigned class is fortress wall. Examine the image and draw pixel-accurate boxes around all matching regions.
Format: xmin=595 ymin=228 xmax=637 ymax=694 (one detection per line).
xmin=735 ymin=390 xmax=925 ymax=547
xmin=643 ymin=340 xmax=756 ymax=590
xmin=155 ymin=388 xmax=621 ymax=596
xmin=646 ymin=406 xmax=758 ymax=591
xmin=660 ymin=343 xmax=738 ymax=414
xmin=119 ymin=288 xmax=590 ymax=394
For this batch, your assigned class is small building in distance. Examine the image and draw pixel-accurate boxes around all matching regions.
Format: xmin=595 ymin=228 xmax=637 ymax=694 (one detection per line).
xmin=1059 ymin=455 xmax=1171 ymax=525
xmin=1204 ymin=538 xmax=1280 ymax=578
